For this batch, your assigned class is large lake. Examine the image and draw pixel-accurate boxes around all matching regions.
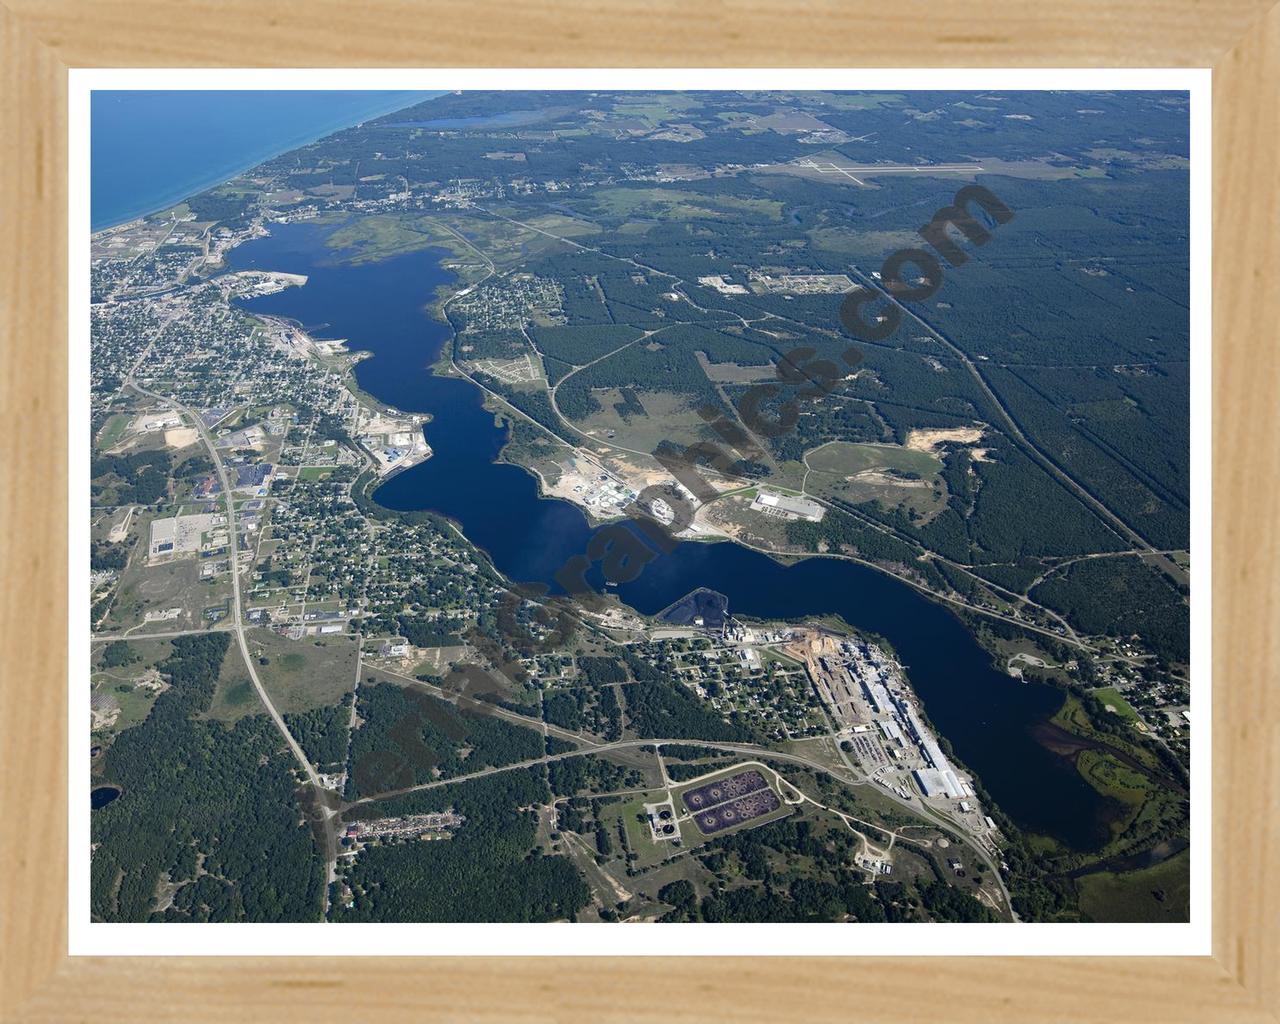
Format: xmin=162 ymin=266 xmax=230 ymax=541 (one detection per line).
xmin=231 ymin=222 xmax=1114 ymax=849
xmin=90 ymin=91 xmax=440 ymax=231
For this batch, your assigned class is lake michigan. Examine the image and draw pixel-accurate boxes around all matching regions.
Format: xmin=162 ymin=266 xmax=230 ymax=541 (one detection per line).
xmin=90 ymin=90 xmax=440 ymax=231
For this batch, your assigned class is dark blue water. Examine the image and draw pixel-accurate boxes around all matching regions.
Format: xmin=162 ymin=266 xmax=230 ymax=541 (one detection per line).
xmin=91 ymin=785 xmax=121 ymax=809
xmin=230 ymin=222 xmax=1112 ymax=849
xmin=91 ymin=91 xmax=440 ymax=230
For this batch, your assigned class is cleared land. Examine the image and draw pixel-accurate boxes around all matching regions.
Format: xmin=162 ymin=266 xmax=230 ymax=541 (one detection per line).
xmin=243 ymin=627 xmax=359 ymax=714
xmin=804 ymin=440 xmax=945 ymax=514
xmin=1076 ymin=848 xmax=1190 ymax=923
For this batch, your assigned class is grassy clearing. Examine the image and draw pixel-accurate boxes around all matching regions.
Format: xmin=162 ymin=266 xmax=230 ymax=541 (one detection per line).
xmin=91 ymin=637 xmax=175 ymax=674
xmin=1076 ymin=848 xmax=1190 ymax=922
xmin=1076 ymin=749 xmax=1149 ymax=808
xmin=589 ymin=188 xmax=782 ymax=223
xmin=1052 ymin=694 xmax=1164 ymax=775
xmin=323 ymin=214 xmax=467 ymax=265
xmin=206 ymin=641 xmax=261 ymax=723
xmin=103 ymin=557 xmax=230 ymax=635
xmin=806 ymin=440 xmax=941 ymax=479
xmin=612 ymin=96 xmax=702 ymax=125
xmin=1091 ymin=685 xmax=1141 ymax=723
xmin=576 ymin=388 xmax=715 ymax=452
xmin=1051 ymin=695 xmax=1187 ymax=861
xmin=96 ymin=413 xmax=132 ymax=451
xmin=92 ymin=677 xmax=163 ymax=737
xmin=803 ymin=440 xmax=946 ymax=517
xmin=519 ymin=213 xmax=601 ymax=239
xmin=244 ymin=628 xmax=358 ymax=714
xmin=596 ymin=794 xmax=671 ymax=871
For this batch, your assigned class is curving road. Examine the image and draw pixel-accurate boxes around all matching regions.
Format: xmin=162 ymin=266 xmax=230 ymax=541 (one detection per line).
xmin=348 ymin=664 xmax=1015 ymax=918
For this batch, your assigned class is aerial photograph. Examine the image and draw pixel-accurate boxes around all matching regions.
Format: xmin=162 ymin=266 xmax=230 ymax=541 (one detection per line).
xmin=88 ymin=88 xmax=1192 ymax=927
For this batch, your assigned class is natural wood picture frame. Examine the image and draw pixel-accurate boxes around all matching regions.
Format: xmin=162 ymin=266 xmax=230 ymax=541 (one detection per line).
xmin=2 ymin=2 xmax=1276 ymax=1020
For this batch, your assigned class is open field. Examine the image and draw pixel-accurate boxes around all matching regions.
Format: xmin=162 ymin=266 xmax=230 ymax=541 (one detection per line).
xmin=575 ymin=388 xmax=717 ymax=452
xmin=694 ymin=352 xmax=775 ymax=384
xmin=100 ymin=554 xmax=231 ymax=634
xmin=322 ymin=214 xmax=470 ymax=265
xmin=243 ymin=627 xmax=358 ymax=714
xmin=595 ymin=794 xmax=675 ymax=871
xmin=806 ymin=439 xmax=942 ymax=479
xmin=96 ymin=413 xmax=132 ymax=450
xmin=1092 ymin=685 xmax=1142 ymax=723
xmin=91 ymin=638 xmax=179 ymax=736
xmin=803 ymin=440 xmax=945 ymax=515
xmin=697 ymin=491 xmax=796 ymax=548
xmin=206 ymin=640 xmax=261 ymax=723
xmin=587 ymin=188 xmax=783 ymax=223
xmin=1076 ymin=848 xmax=1190 ymax=923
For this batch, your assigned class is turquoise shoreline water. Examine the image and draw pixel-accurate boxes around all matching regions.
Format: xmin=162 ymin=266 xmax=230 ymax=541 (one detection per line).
xmin=90 ymin=90 xmax=440 ymax=231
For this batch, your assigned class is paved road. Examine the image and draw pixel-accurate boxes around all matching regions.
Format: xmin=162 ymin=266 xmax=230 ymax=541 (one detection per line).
xmin=90 ymin=625 xmax=236 ymax=643
xmin=343 ymin=692 xmax=1016 ymax=919
xmin=848 ymin=267 xmax=1178 ymax=574
xmin=129 ymin=381 xmax=346 ymax=903
xmin=127 ymin=383 xmax=324 ymax=788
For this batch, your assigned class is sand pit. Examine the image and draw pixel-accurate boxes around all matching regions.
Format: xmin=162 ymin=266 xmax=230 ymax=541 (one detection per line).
xmin=164 ymin=427 xmax=200 ymax=449
xmin=904 ymin=426 xmax=985 ymax=455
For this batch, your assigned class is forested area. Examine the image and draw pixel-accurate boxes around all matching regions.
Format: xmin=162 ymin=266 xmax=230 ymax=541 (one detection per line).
xmin=542 ymin=684 xmax=622 ymax=739
xmin=337 ymin=769 xmax=589 ymax=922
xmin=786 ymin=506 xmax=943 ymax=576
xmin=553 ymin=338 xmax=720 ymax=421
xmin=100 ymin=640 xmax=137 ymax=668
xmin=982 ymin=365 xmax=1187 ymax=549
xmin=283 ymin=698 xmax=352 ymax=773
xmin=184 ymin=189 xmax=258 ymax=229
xmin=344 ymin=683 xmax=544 ymax=799
xmin=546 ymin=754 xmax=642 ymax=797
xmin=680 ymin=816 xmax=995 ymax=923
xmin=1031 ymin=555 xmax=1190 ymax=663
xmin=968 ymin=557 xmax=1048 ymax=594
xmin=91 ymin=538 xmax=131 ymax=572
xmin=622 ymin=680 xmax=755 ymax=742
xmin=529 ymin=323 xmax=643 ymax=365
xmin=91 ymin=449 xmax=171 ymax=505
xmin=394 ymin=614 xmax=463 ymax=648
xmin=476 ymin=373 xmax=576 ymax=443
xmin=91 ymin=634 xmax=325 ymax=922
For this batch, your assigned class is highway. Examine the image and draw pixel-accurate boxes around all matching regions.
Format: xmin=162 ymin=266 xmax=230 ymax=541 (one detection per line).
xmin=848 ymin=266 xmax=1179 ymax=574
xmin=346 ymin=665 xmax=1015 ymax=919
xmin=126 ymin=383 xmax=324 ymax=789
xmin=430 ymin=215 xmax=1100 ymax=651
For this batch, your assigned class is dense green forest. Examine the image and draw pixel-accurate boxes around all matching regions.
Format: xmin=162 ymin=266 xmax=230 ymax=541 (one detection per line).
xmin=1031 ymin=555 xmax=1190 ymax=662
xmin=622 ymin=680 xmax=755 ymax=742
xmin=394 ymin=614 xmax=463 ymax=648
xmin=337 ymin=769 xmax=589 ymax=922
xmin=283 ymin=697 xmax=353 ymax=773
xmin=683 ymin=816 xmax=994 ymax=923
xmin=91 ymin=449 xmax=172 ymax=506
xmin=542 ymin=684 xmax=622 ymax=739
xmin=91 ymin=634 xmax=325 ymax=922
xmin=344 ymin=682 xmax=543 ymax=799
xmin=547 ymin=754 xmax=642 ymax=797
